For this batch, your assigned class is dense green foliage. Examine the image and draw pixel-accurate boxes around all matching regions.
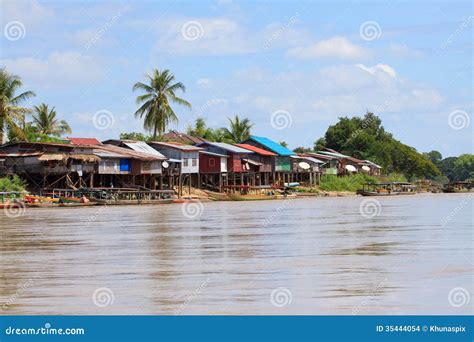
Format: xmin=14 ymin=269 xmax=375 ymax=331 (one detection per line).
xmin=427 ymin=152 xmax=474 ymax=181
xmin=319 ymin=112 xmax=440 ymax=179
xmin=318 ymin=173 xmax=379 ymax=192
xmin=0 ymin=175 xmax=26 ymax=192
xmin=0 ymin=68 xmax=36 ymax=143
xmin=186 ymin=116 xmax=252 ymax=143
xmin=1 ymin=69 xmax=72 ymax=143
xmin=133 ymin=69 xmax=191 ymax=139
xmin=222 ymin=115 xmax=253 ymax=143
xmin=119 ymin=132 xmax=151 ymax=141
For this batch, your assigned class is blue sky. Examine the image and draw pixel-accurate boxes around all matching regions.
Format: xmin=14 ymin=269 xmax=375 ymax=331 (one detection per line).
xmin=1 ymin=0 xmax=472 ymax=157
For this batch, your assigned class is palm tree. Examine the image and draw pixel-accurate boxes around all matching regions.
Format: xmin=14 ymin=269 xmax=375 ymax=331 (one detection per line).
xmin=133 ymin=69 xmax=191 ymax=139
xmin=0 ymin=68 xmax=36 ymax=143
xmin=222 ymin=115 xmax=253 ymax=143
xmin=31 ymin=103 xmax=71 ymax=136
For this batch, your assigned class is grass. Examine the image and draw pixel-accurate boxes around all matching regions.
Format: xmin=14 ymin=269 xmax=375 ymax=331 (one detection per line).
xmin=319 ymin=173 xmax=379 ymax=192
xmin=0 ymin=175 xmax=27 ymax=192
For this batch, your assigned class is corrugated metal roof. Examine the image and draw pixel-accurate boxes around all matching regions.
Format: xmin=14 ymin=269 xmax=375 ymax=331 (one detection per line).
xmin=200 ymin=142 xmax=252 ymax=154
xmin=0 ymin=152 xmax=43 ymax=157
xmin=248 ymin=136 xmax=295 ymax=156
xmin=199 ymin=150 xmax=229 ymax=158
xmin=94 ymin=144 xmax=165 ymax=161
xmin=291 ymin=155 xmax=325 ymax=164
xmin=364 ymin=160 xmax=382 ymax=168
xmin=67 ymin=138 xmax=101 ymax=145
xmin=149 ymin=141 xmax=202 ymax=151
xmin=122 ymin=141 xmax=166 ymax=158
xmin=235 ymin=143 xmax=277 ymax=156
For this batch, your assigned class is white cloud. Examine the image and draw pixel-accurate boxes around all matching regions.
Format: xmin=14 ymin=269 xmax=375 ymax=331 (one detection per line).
xmin=2 ymin=0 xmax=54 ymax=28
xmin=286 ymin=36 xmax=371 ymax=60
xmin=196 ymin=78 xmax=213 ymax=88
xmin=190 ymin=63 xmax=445 ymax=134
xmin=1 ymin=51 xmax=104 ymax=87
xmin=153 ymin=18 xmax=252 ymax=55
xmin=356 ymin=63 xmax=397 ymax=78
xmin=388 ymin=43 xmax=423 ymax=58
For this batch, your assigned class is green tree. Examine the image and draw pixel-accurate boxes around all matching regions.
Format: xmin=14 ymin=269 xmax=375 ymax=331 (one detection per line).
xmin=314 ymin=137 xmax=326 ymax=151
xmin=321 ymin=112 xmax=440 ymax=179
xmin=31 ymin=103 xmax=71 ymax=136
xmin=222 ymin=115 xmax=253 ymax=143
xmin=133 ymin=69 xmax=191 ymax=139
xmin=424 ymin=150 xmax=443 ymax=165
xmin=293 ymin=146 xmax=311 ymax=153
xmin=452 ymin=154 xmax=474 ymax=181
xmin=119 ymin=132 xmax=150 ymax=141
xmin=0 ymin=68 xmax=36 ymax=143
xmin=279 ymin=141 xmax=288 ymax=148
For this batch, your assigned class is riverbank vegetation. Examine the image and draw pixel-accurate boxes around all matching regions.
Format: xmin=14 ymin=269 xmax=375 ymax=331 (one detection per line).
xmin=313 ymin=112 xmax=440 ymax=179
xmin=1 ymin=67 xmax=472 ymax=184
xmin=0 ymin=69 xmax=72 ymax=144
xmin=0 ymin=175 xmax=26 ymax=192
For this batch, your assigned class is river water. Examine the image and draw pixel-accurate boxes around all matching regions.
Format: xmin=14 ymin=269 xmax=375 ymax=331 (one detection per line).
xmin=0 ymin=193 xmax=472 ymax=315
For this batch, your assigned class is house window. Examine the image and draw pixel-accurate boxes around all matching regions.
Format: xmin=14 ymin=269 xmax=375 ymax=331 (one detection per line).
xmin=192 ymin=158 xmax=197 ymax=167
xmin=183 ymin=158 xmax=189 ymax=167
xmin=119 ymin=159 xmax=130 ymax=171
xmin=209 ymin=158 xmax=215 ymax=167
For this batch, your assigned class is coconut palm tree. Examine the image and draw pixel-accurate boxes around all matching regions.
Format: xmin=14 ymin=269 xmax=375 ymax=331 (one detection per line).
xmin=0 ymin=68 xmax=36 ymax=143
xmin=222 ymin=115 xmax=253 ymax=143
xmin=31 ymin=103 xmax=71 ymax=136
xmin=133 ymin=69 xmax=191 ymax=139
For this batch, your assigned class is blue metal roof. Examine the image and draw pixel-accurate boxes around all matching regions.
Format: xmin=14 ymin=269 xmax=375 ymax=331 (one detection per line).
xmin=248 ymin=136 xmax=295 ymax=156
xmin=198 ymin=142 xmax=252 ymax=154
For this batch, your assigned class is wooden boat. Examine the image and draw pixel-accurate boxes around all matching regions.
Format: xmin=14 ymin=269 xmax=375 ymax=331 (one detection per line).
xmin=442 ymin=181 xmax=473 ymax=193
xmin=356 ymin=190 xmax=400 ymax=196
xmin=204 ymin=190 xmax=231 ymax=201
xmin=95 ymin=198 xmax=174 ymax=205
xmin=357 ymin=183 xmax=400 ymax=196
xmin=227 ymin=193 xmax=278 ymax=201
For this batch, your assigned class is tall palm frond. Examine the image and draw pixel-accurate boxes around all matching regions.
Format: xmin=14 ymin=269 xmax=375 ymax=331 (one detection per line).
xmin=133 ymin=69 xmax=191 ymax=139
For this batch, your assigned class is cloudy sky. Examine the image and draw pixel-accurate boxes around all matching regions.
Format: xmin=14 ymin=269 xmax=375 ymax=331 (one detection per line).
xmin=1 ymin=0 xmax=472 ymax=157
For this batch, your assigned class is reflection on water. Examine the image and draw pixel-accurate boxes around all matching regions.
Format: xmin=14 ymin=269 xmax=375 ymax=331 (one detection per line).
xmin=0 ymin=193 xmax=472 ymax=315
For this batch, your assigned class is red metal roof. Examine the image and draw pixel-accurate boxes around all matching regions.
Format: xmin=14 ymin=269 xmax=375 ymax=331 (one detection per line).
xmin=235 ymin=144 xmax=277 ymax=156
xmin=68 ymin=138 xmax=101 ymax=146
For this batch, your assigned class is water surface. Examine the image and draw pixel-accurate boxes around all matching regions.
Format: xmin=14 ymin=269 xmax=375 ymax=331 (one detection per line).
xmin=1 ymin=193 xmax=472 ymax=315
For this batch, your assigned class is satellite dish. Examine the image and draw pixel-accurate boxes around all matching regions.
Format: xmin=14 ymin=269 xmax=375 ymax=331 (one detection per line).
xmin=345 ymin=165 xmax=357 ymax=172
xmin=162 ymin=161 xmax=169 ymax=168
xmin=362 ymin=165 xmax=370 ymax=171
xmin=298 ymin=162 xmax=311 ymax=170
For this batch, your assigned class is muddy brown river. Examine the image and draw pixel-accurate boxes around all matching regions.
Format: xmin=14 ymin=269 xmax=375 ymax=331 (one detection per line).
xmin=0 ymin=193 xmax=472 ymax=315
